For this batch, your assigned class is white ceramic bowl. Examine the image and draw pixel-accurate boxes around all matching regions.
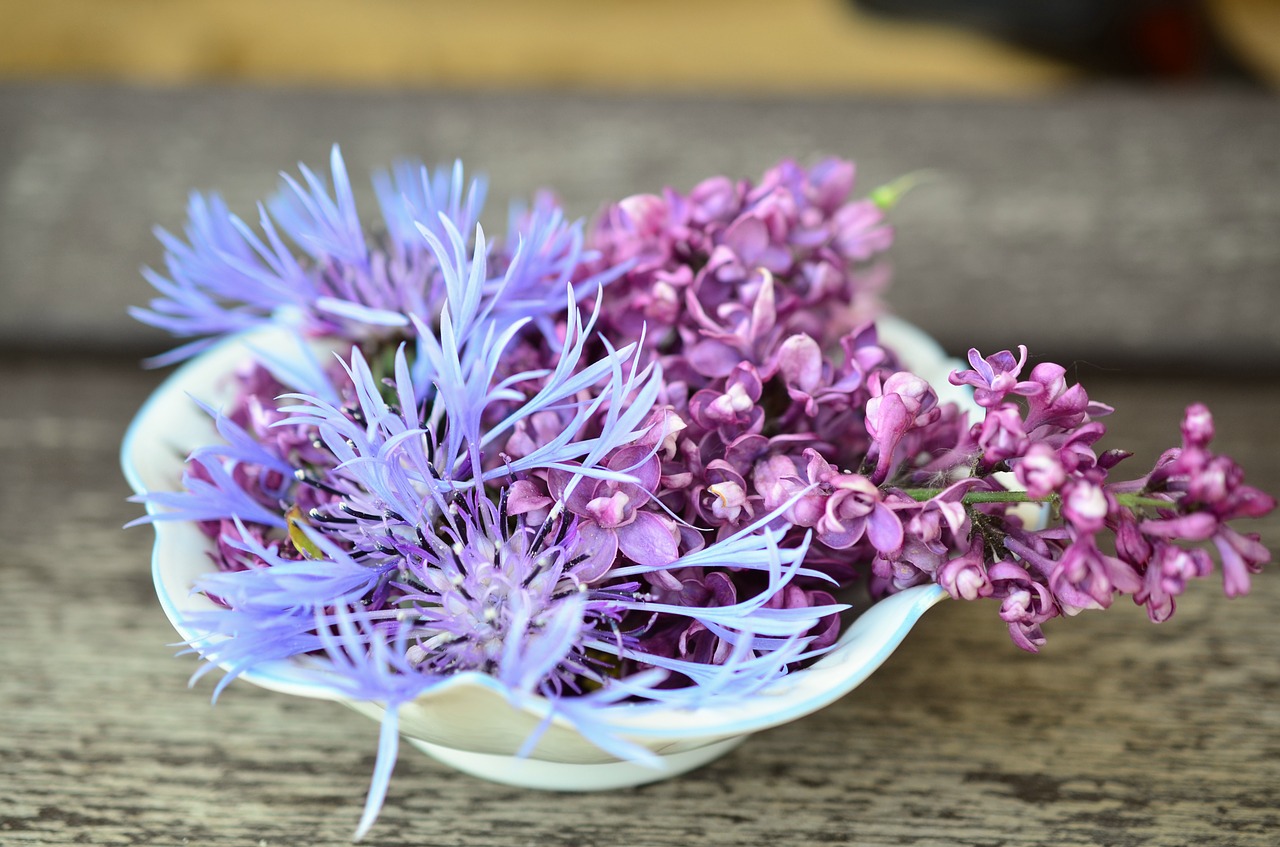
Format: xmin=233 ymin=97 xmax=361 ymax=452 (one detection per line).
xmin=122 ymin=317 xmax=961 ymax=790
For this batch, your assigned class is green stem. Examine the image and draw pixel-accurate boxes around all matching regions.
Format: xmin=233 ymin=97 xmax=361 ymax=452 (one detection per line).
xmin=1114 ymin=493 xmax=1175 ymax=510
xmin=869 ymin=170 xmax=939 ymax=210
xmin=898 ymin=487 xmax=1172 ymax=511
xmin=899 ymin=488 xmax=1048 ymax=504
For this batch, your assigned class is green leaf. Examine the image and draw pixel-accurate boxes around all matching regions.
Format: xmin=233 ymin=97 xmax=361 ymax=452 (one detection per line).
xmin=286 ymin=506 xmax=325 ymax=559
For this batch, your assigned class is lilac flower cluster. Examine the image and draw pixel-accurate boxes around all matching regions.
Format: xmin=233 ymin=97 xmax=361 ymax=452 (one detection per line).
xmin=132 ymin=149 xmax=1274 ymax=838
xmin=585 ymin=157 xmax=892 ymax=365
xmin=928 ymin=349 xmax=1276 ymax=650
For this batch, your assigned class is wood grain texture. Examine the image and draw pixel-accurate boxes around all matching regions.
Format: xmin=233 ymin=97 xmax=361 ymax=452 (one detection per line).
xmin=0 ymin=360 xmax=1277 ymax=846
xmin=1 ymin=84 xmax=1279 ymax=371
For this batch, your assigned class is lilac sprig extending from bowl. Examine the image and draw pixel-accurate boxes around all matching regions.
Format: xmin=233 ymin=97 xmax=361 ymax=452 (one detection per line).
xmin=125 ymin=148 xmax=1275 ymax=840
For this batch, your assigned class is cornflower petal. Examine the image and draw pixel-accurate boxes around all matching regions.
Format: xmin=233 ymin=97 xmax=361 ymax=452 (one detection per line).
xmin=129 ymin=454 xmax=288 ymax=529
xmin=181 ymin=608 xmax=327 ymax=700
xmin=188 ymin=399 xmax=296 ymax=490
xmin=373 ymin=159 xmax=487 ymax=256
xmin=269 ymin=146 xmax=368 ymax=267
xmin=315 ymin=297 xmax=411 ymax=327
xmin=244 ymin=332 xmax=341 ymax=405
xmin=308 ymin=607 xmax=440 ymax=840
xmin=197 ymin=519 xmax=397 ymax=613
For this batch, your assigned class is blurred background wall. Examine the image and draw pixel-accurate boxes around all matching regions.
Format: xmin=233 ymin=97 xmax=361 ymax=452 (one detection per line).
xmin=2 ymin=0 xmax=1278 ymax=370
xmin=3 ymin=0 xmax=1278 ymax=91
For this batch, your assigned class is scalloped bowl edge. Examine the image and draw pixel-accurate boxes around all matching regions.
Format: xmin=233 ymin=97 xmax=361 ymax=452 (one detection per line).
xmin=122 ymin=317 xmax=959 ymax=780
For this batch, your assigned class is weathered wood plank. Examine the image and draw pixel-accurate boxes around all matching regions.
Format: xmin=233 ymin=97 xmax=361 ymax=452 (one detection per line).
xmin=1 ymin=359 xmax=1276 ymax=845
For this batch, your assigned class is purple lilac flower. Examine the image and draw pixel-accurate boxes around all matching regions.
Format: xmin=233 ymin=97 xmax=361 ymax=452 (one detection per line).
xmin=923 ymin=352 xmax=1274 ymax=644
xmin=585 ymin=158 xmax=895 ymax=365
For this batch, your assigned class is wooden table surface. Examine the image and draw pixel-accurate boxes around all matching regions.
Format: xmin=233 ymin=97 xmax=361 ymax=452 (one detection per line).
xmin=1 ymin=84 xmax=1278 ymax=846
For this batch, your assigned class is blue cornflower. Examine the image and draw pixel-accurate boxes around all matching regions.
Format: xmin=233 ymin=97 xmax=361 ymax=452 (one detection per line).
xmin=128 ymin=151 xmax=880 ymax=839
xmin=131 ymin=146 xmax=620 ymax=365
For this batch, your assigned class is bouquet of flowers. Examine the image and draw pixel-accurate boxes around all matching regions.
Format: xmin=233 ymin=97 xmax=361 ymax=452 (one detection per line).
xmin=130 ymin=148 xmax=1274 ymax=839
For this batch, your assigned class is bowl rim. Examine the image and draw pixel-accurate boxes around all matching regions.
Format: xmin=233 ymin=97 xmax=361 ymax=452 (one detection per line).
xmin=122 ymin=317 xmax=958 ymax=741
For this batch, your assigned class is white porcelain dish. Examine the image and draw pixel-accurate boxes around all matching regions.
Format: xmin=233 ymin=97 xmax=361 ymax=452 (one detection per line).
xmin=122 ymin=316 xmax=961 ymax=789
